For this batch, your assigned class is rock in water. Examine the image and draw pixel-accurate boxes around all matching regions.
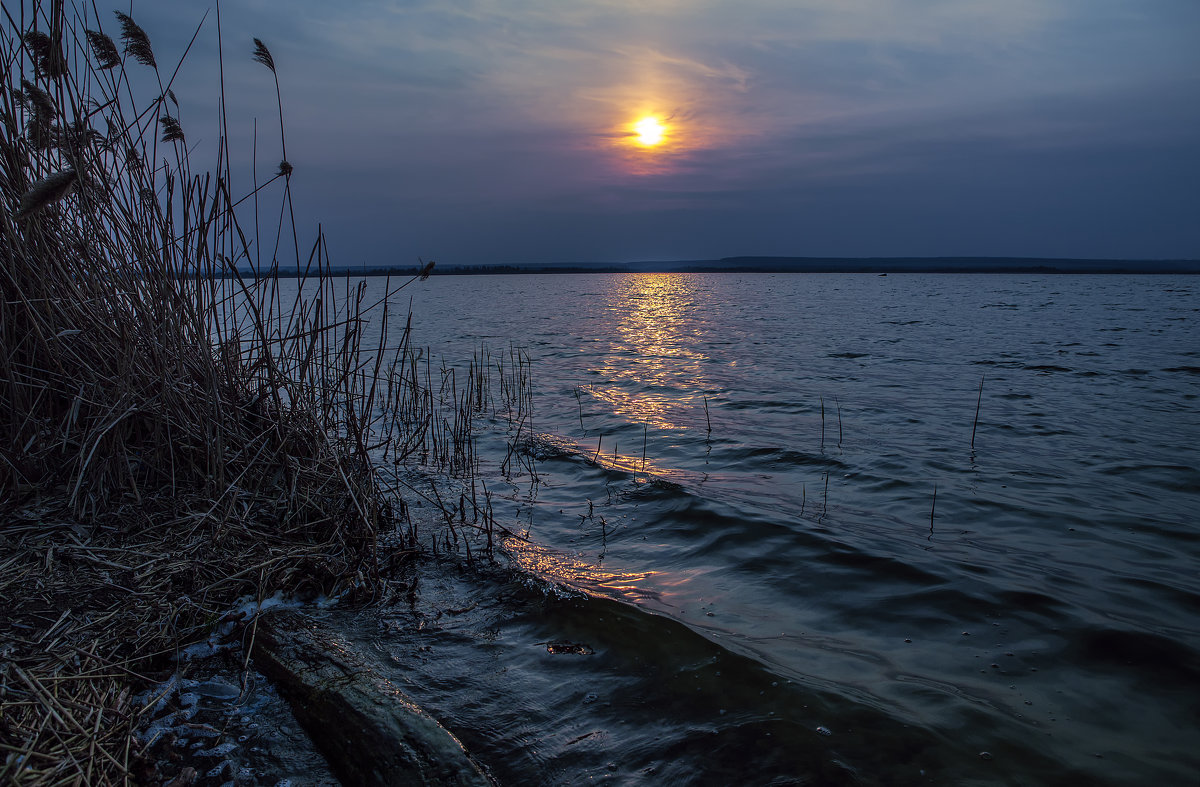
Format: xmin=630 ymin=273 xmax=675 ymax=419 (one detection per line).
xmin=251 ymin=610 xmax=495 ymax=786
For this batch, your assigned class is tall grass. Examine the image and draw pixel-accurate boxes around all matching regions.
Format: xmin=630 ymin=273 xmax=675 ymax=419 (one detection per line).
xmin=1 ymin=0 xmax=395 ymax=578
xmin=0 ymin=2 xmax=522 ymax=782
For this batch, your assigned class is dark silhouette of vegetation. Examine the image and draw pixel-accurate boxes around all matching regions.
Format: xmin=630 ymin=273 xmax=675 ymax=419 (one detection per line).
xmin=0 ymin=4 xmax=528 ymax=782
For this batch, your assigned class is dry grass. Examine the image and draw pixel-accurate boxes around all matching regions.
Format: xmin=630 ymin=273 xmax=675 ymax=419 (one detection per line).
xmin=0 ymin=2 xmax=448 ymax=782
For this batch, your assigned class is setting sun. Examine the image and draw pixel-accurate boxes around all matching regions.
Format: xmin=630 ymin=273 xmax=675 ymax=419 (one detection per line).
xmin=634 ymin=116 xmax=665 ymax=147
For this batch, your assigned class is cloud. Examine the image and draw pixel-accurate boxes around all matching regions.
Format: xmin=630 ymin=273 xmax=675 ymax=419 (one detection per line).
xmin=80 ymin=0 xmax=1200 ymax=262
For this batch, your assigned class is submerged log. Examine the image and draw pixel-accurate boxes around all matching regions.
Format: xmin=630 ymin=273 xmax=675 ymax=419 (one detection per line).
xmin=251 ymin=610 xmax=496 ymax=786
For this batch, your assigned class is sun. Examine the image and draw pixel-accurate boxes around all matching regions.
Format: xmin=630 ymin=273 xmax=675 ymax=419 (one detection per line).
xmin=634 ymin=116 xmax=665 ymax=147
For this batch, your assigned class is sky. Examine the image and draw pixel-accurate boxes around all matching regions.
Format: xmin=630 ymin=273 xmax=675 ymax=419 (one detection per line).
xmin=79 ymin=1 xmax=1200 ymax=265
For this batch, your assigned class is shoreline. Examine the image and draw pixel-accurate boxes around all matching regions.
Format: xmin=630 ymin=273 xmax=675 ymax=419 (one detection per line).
xmin=246 ymin=257 xmax=1200 ymax=278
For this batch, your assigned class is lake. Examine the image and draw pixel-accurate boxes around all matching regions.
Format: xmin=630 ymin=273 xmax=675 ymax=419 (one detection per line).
xmin=316 ymin=273 xmax=1199 ymax=784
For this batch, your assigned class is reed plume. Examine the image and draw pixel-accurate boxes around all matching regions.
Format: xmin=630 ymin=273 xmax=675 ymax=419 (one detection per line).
xmin=13 ymin=168 xmax=77 ymax=220
xmin=253 ymin=37 xmax=277 ymax=73
xmin=85 ymin=29 xmax=121 ymax=69
xmin=22 ymin=29 xmax=64 ymax=77
xmin=159 ymin=114 xmax=184 ymax=142
xmin=115 ymin=10 xmax=155 ymax=67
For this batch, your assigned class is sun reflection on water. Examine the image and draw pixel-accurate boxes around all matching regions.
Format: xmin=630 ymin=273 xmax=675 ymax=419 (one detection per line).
xmin=585 ymin=274 xmax=713 ymax=432
xmin=503 ymin=538 xmax=664 ymax=604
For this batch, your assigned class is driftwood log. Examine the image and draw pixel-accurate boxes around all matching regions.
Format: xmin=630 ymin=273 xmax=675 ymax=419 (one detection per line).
xmin=251 ymin=610 xmax=496 ymax=786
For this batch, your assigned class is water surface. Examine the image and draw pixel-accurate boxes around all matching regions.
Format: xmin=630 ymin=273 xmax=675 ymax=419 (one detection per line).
xmin=331 ymin=273 xmax=1198 ymax=784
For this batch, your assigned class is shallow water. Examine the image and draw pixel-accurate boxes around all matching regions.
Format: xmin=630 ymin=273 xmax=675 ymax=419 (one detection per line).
xmin=320 ymin=274 xmax=1199 ymax=783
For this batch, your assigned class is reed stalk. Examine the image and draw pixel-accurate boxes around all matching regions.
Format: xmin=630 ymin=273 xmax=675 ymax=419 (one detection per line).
xmin=835 ymin=395 xmax=843 ymax=448
xmin=820 ymin=395 xmax=825 ymax=450
xmin=971 ymin=375 xmax=985 ymax=450
xmin=929 ymin=483 xmax=937 ymax=539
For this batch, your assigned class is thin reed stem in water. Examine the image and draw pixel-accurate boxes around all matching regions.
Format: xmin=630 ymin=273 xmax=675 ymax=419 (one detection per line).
xmin=835 ymin=396 xmax=843 ymax=448
xmin=820 ymin=395 xmax=825 ymax=450
xmin=971 ymin=375 xmax=985 ymax=450
xmin=929 ymin=483 xmax=937 ymax=540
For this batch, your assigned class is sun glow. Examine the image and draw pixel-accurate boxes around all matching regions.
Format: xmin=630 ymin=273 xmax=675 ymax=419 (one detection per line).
xmin=634 ymin=116 xmax=665 ymax=147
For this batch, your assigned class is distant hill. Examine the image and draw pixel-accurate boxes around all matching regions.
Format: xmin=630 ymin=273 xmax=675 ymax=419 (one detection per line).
xmin=667 ymin=256 xmax=1200 ymax=274
xmin=258 ymin=256 xmax=1200 ymax=277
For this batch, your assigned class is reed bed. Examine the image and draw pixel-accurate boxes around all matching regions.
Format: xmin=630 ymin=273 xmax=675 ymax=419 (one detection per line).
xmin=376 ymin=341 xmax=537 ymax=562
xmin=0 ymin=3 xmax=529 ymax=782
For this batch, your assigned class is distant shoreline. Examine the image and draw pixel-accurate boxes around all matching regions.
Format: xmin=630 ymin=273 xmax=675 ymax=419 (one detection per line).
xmin=251 ymin=256 xmax=1200 ymax=278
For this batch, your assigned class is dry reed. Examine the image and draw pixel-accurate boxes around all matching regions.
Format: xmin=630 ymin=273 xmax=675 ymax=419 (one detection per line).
xmin=971 ymin=374 xmax=985 ymax=450
xmin=0 ymin=3 xmax=521 ymax=782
